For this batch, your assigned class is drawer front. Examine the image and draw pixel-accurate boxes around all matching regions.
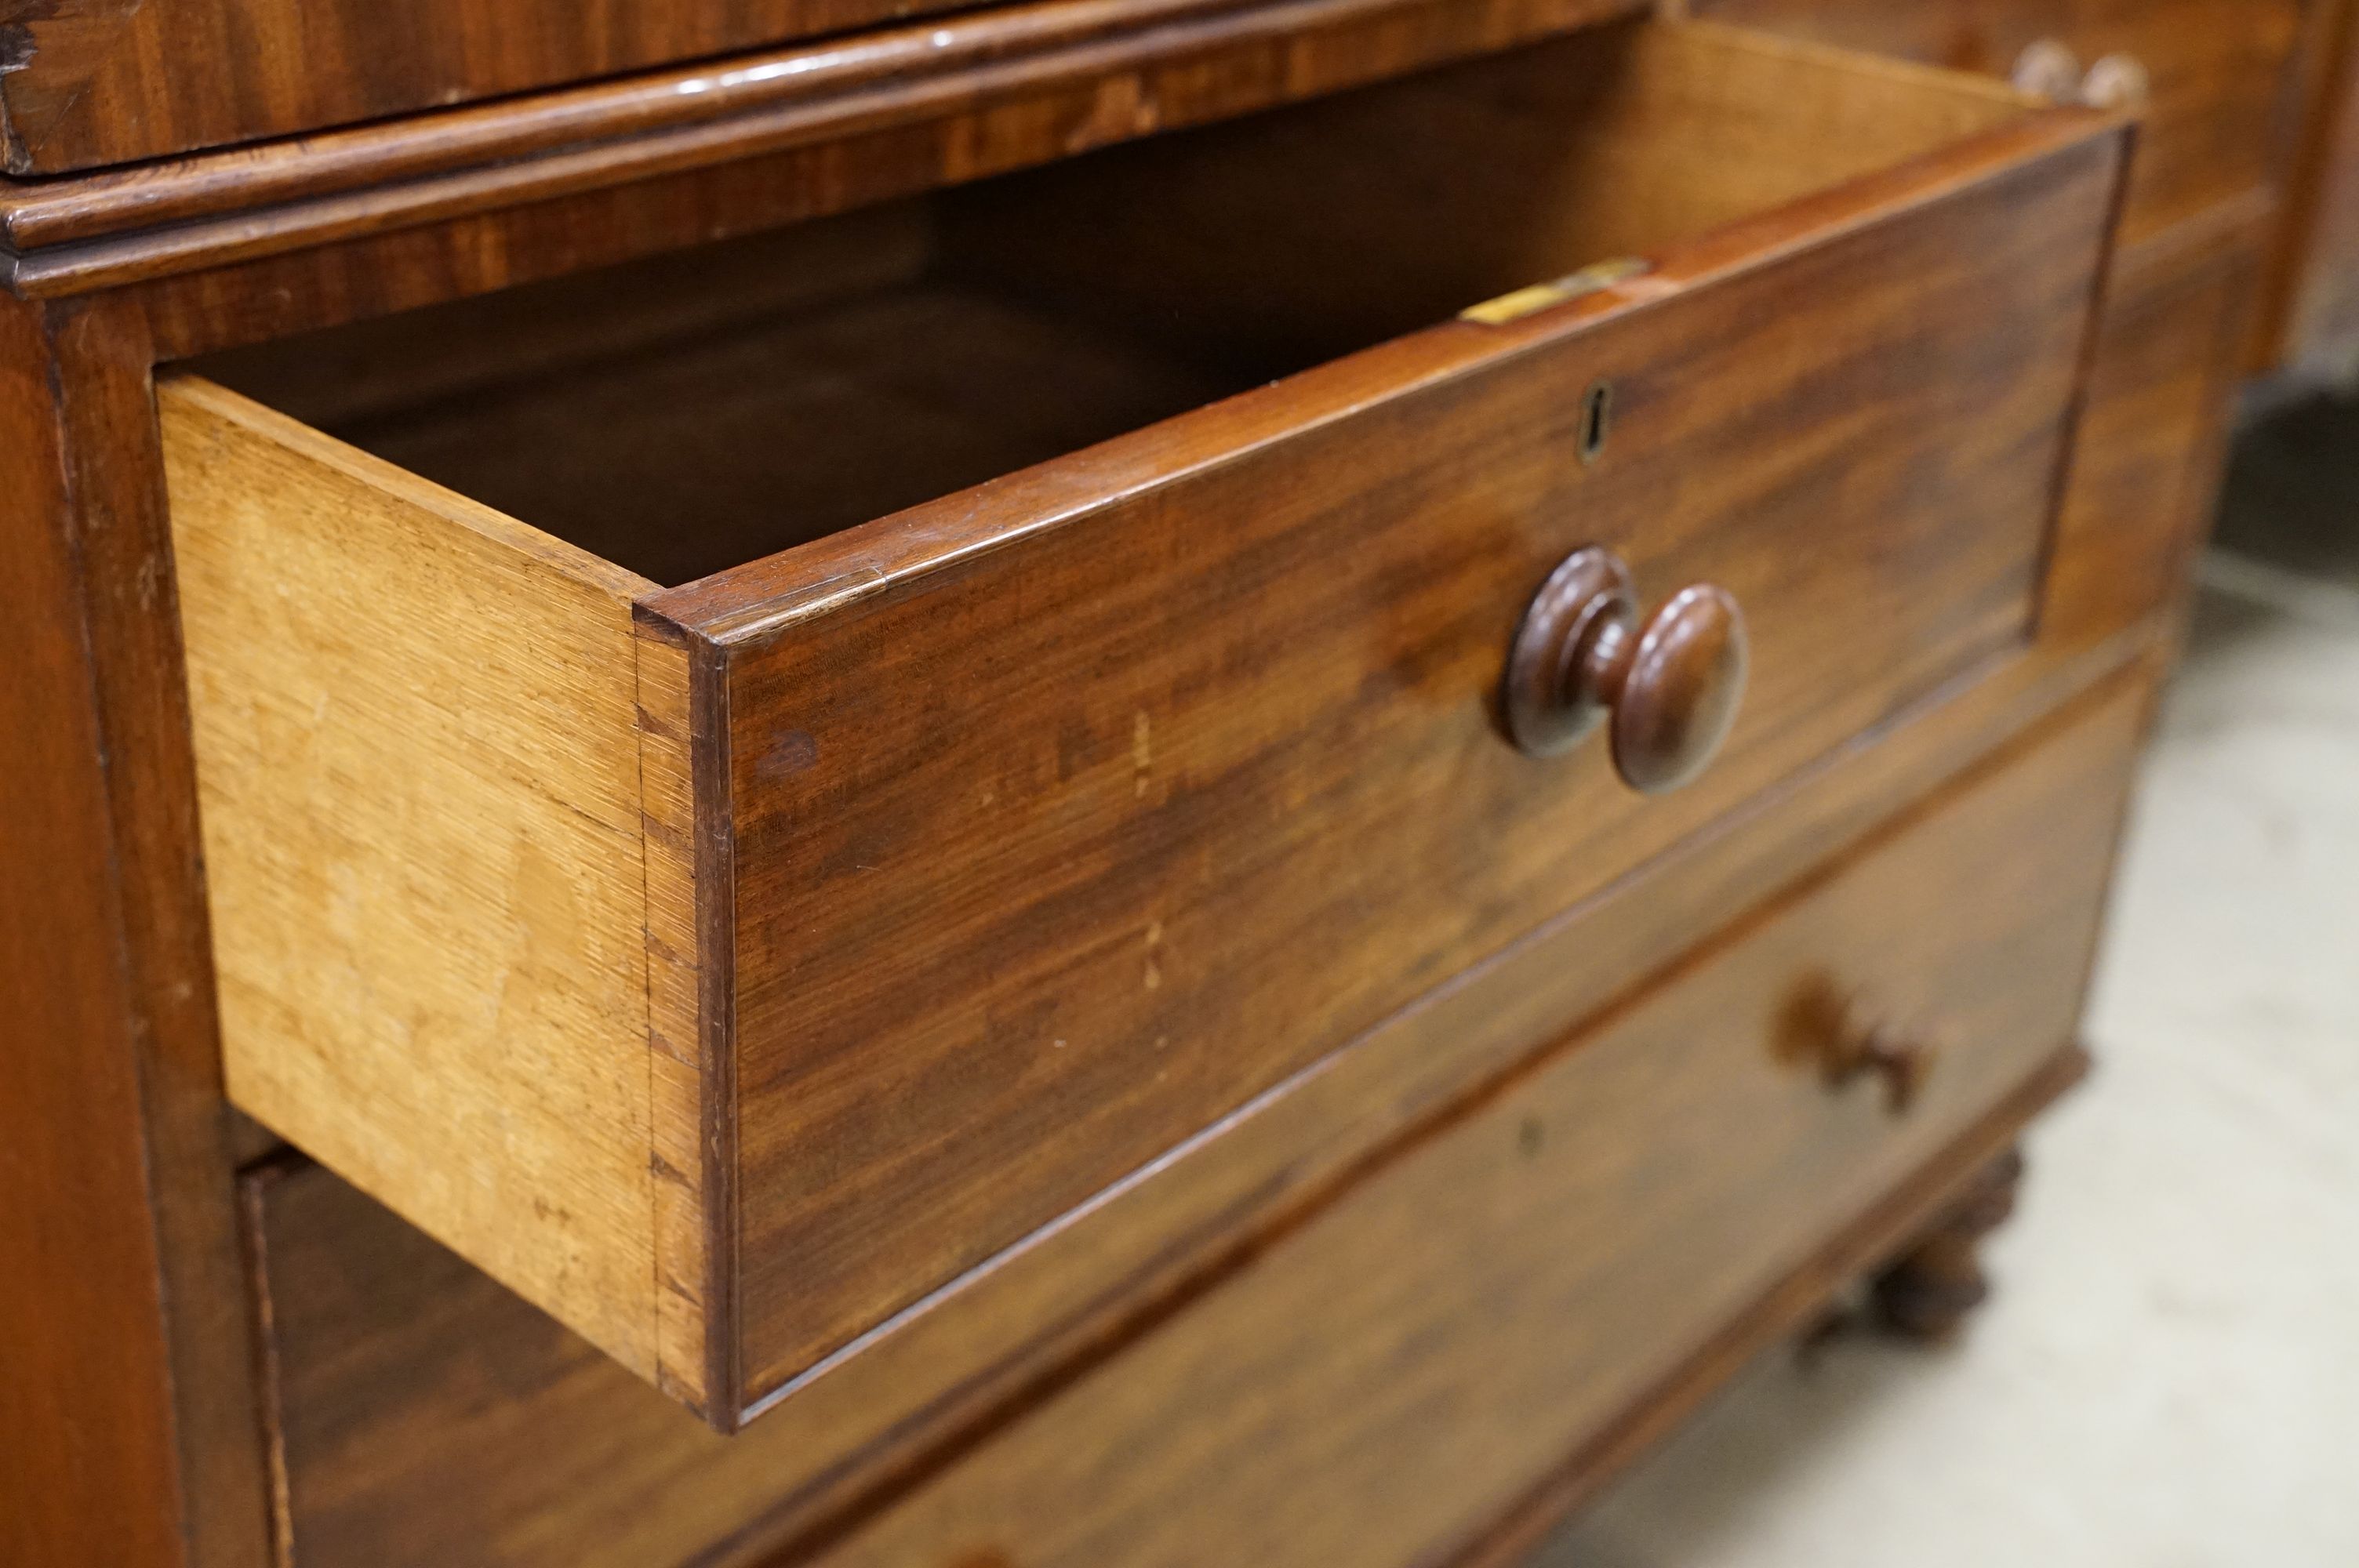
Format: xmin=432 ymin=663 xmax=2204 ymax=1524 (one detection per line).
xmin=1692 ymin=0 xmax=2306 ymax=245
xmin=670 ymin=111 xmax=2122 ymax=1399
xmin=0 ymin=0 xmax=1012 ymax=174
xmin=249 ymin=679 xmax=2147 ymax=1568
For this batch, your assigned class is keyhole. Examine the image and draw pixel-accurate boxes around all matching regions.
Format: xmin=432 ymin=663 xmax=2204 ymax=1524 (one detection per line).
xmin=1579 ymin=380 xmax=1613 ymax=465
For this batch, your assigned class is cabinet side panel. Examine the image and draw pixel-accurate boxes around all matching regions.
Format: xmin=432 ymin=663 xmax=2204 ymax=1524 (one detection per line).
xmin=159 ymin=376 xmax=661 ymax=1378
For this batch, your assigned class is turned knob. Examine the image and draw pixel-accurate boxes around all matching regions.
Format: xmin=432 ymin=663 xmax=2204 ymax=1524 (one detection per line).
xmin=2010 ymin=38 xmax=2084 ymax=103
xmin=2010 ymin=39 xmax=2149 ymax=111
xmin=2079 ymin=53 xmax=2151 ymax=111
xmin=1503 ymin=546 xmax=1748 ymax=793
xmin=1824 ymin=1000 xmax=1939 ymax=1114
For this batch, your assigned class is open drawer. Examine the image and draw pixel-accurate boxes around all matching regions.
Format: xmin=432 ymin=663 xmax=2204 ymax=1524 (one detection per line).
xmin=165 ymin=18 xmax=2128 ymax=1428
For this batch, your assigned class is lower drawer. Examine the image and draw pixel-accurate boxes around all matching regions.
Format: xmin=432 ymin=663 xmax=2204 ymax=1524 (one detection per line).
xmin=245 ymin=682 xmax=2144 ymax=1568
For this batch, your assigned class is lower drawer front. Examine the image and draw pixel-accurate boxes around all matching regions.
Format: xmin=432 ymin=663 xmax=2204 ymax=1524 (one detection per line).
xmin=805 ymin=682 xmax=2140 ymax=1568
xmin=249 ymin=681 xmax=2144 ymax=1568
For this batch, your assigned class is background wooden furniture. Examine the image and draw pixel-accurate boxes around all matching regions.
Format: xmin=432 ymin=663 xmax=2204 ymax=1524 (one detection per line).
xmin=0 ymin=2 xmax=2338 ymax=1566
xmin=2256 ymin=0 xmax=2359 ymax=378
xmin=1686 ymin=0 xmax=2312 ymax=660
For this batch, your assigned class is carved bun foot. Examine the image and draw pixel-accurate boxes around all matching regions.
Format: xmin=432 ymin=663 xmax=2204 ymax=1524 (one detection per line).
xmin=1872 ymin=1145 xmax=2026 ymax=1342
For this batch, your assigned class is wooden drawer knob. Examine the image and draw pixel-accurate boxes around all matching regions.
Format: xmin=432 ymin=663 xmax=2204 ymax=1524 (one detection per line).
xmin=2010 ymin=39 xmax=2149 ymax=111
xmin=2011 ymin=39 xmax=2085 ymax=103
xmin=1503 ymin=546 xmax=1748 ymax=793
xmin=1824 ymin=1000 xmax=1939 ymax=1114
xmin=2079 ymin=53 xmax=2151 ymax=111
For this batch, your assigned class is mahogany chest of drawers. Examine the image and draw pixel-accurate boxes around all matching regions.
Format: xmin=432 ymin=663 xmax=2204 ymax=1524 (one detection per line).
xmin=0 ymin=2 xmax=2325 ymax=1565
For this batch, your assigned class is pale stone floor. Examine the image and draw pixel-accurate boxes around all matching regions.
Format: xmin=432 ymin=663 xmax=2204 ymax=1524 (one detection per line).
xmin=1533 ymin=402 xmax=2359 ymax=1567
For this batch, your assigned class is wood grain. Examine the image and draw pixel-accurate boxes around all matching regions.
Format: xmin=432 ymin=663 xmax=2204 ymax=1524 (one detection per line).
xmin=0 ymin=0 xmax=1068 ymax=174
xmin=2044 ymin=234 xmax=2260 ymax=652
xmin=2253 ymin=0 xmax=2359 ymax=376
xmin=245 ymin=674 xmax=2147 ymax=1568
xmin=222 ymin=626 xmax=2163 ymax=1568
xmin=0 ymin=281 xmax=187 ymax=1568
xmin=1687 ymin=0 xmax=2312 ymax=253
xmin=0 ymin=291 xmax=281 ymax=1568
xmin=663 ymin=84 xmax=2124 ymax=1401
xmin=637 ymin=630 xmax=723 ymax=1413
xmin=1 ymin=0 xmax=1650 ymax=249
xmin=941 ymin=16 xmax=2035 ymax=364
xmin=1446 ymin=1046 xmax=2091 ymax=1568
xmin=3 ymin=0 xmax=1635 ymax=305
xmin=797 ymin=672 xmax=2146 ymax=1568
xmin=160 ymin=377 xmax=692 ymax=1390
xmin=0 ymin=0 xmax=2255 ymax=1555
xmin=170 ymin=25 xmax=2123 ymax=1426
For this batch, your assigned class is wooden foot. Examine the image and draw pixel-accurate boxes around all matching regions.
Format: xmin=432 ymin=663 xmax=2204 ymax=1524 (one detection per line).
xmin=1871 ymin=1145 xmax=2026 ymax=1341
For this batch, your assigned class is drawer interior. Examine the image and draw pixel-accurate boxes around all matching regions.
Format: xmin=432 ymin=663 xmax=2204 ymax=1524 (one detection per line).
xmin=196 ymin=20 xmax=2027 ymax=588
